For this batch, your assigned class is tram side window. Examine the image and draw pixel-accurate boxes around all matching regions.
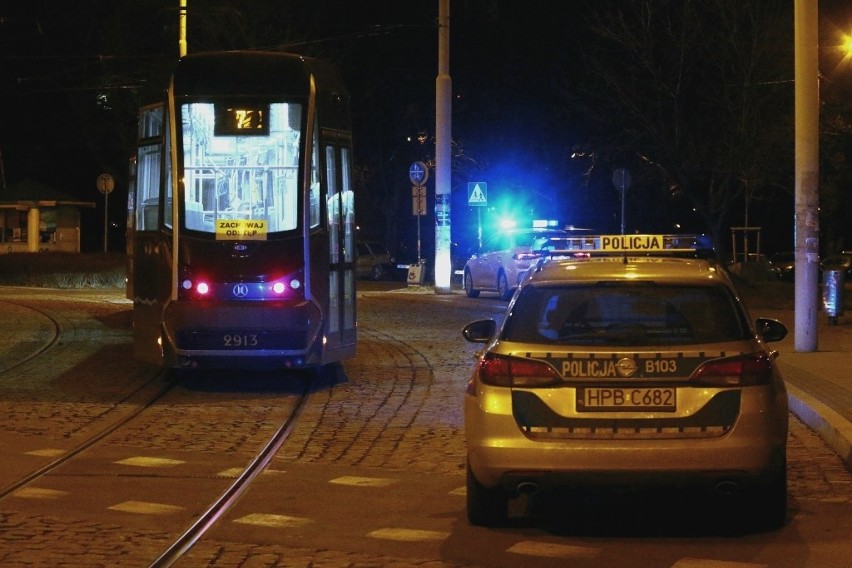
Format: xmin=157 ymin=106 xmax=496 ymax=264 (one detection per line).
xmin=310 ymin=127 xmax=320 ymax=228
xmin=135 ymin=106 xmax=164 ymax=232
xmin=139 ymin=105 xmax=163 ymax=138
xmin=325 ymin=143 xmax=354 ymax=264
xmin=341 ymin=147 xmax=354 ymax=263
xmin=163 ymin=113 xmax=173 ymax=229
xmin=326 ymin=145 xmax=340 ymax=263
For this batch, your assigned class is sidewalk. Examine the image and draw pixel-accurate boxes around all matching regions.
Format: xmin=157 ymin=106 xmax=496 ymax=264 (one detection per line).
xmin=761 ymin=307 xmax=852 ymax=471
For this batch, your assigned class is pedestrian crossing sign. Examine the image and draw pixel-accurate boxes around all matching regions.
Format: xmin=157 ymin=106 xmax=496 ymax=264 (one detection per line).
xmin=468 ymin=182 xmax=487 ymax=207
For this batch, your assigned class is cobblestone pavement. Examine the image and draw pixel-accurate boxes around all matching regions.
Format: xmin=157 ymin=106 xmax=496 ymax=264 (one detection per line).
xmin=0 ymin=286 xmax=849 ymax=567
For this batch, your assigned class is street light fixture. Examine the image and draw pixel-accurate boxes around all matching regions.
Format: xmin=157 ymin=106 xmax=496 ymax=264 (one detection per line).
xmin=843 ymin=34 xmax=852 ymax=56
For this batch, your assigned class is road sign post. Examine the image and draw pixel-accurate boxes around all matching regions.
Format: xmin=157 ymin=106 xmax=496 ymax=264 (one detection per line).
xmin=96 ymin=173 xmax=115 ymax=252
xmin=468 ymin=182 xmax=487 ymax=249
xmin=409 ymin=162 xmax=429 ymax=265
xmin=612 ymin=168 xmax=631 ymax=235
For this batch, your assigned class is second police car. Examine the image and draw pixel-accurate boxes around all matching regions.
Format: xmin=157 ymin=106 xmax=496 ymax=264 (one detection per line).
xmin=462 ymin=234 xmax=789 ymax=528
xmin=463 ymin=227 xmax=569 ymax=300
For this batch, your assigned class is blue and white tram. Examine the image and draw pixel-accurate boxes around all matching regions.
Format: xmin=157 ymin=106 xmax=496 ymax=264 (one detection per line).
xmin=126 ymin=51 xmax=356 ymax=371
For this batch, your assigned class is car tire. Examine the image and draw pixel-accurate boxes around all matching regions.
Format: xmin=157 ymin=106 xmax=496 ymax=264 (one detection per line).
xmin=466 ymin=461 xmax=509 ymax=527
xmin=464 ymin=270 xmax=480 ymax=298
xmin=497 ymin=271 xmax=511 ymax=300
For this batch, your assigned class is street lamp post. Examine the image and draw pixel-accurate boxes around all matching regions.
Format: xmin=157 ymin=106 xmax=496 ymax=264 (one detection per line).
xmin=434 ymin=0 xmax=452 ymax=293
xmin=794 ymin=0 xmax=819 ymax=352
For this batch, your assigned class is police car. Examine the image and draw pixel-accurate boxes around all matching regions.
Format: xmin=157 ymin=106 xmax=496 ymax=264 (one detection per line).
xmin=463 ymin=228 xmax=569 ymax=300
xmin=462 ymin=234 xmax=789 ymax=528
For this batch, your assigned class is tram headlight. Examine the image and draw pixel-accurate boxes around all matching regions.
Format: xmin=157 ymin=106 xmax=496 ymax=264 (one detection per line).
xmin=196 ymin=281 xmax=210 ymax=295
xmin=272 ymin=281 xmax=286 ymax=294
xmin=290 ymin=278 xmax=301 ymax=290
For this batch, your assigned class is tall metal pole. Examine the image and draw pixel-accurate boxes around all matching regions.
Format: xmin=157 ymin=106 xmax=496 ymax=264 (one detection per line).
xmin=794 ymin=0 xmax=819 ymax=352
xmin=434 ymin=0 xmax=452 ymax=293
xmin=103 ymin=191 xmax=109 ymax=253
xmin=179 ymin=0 xmax=188 ymax=58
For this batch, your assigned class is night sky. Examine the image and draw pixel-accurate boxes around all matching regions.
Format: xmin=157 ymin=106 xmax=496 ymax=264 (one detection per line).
xmin=1 ymin=1 xmax=850 ymax=255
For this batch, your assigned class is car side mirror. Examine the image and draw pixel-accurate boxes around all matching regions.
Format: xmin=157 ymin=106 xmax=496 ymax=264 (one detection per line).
xmin=462 ymin=319 xmax=496 ymax=343
xmin=756 ymin=318 xmax=787 ymax=343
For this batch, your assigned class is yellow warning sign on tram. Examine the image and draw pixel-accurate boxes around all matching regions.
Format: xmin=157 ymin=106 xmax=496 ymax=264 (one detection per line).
xmin=216 ymin=219 xmax=268 ymax=240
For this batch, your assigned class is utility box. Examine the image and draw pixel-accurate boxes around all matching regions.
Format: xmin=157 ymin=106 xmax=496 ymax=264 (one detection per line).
xmin=407 ymin=261 xmax=425 ymax=286
xmin=822 ymin=268 xmax=845 ymax=325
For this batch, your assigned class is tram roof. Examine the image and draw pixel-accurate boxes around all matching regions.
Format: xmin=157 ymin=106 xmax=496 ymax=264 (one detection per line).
xmin=170 ymin=50 xmax=351 ymax=130
xmin=172 ymin=51 xmax=345 ymax=98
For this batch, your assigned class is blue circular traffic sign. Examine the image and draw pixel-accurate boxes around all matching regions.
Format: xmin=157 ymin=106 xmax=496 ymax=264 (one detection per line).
xmin=409 ymin=161 xmax=429 ymax=186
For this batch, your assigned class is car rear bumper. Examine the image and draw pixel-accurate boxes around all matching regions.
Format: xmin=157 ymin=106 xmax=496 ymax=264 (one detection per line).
xmin=465 ymin=386 xmax=788 ymax=490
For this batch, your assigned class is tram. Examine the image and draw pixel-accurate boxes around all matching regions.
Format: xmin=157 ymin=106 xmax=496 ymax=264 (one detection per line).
xmin=126 ymin=51 xmax=356 ymax=371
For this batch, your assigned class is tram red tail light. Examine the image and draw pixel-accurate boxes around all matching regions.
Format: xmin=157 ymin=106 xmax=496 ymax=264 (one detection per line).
xmin=178 ymin=275 xmax=302 ymax=300
xmin=180 ymin=278 xmax=211 ymax=298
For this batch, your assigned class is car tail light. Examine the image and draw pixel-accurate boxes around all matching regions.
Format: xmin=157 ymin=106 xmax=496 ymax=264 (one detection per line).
xmin=512 ymin=252 xmax=542 ymax=261
xmin=689 ymin=353 xmax=774 ymax=386
xmin=476 ymin=353 xmax=562 ymax=388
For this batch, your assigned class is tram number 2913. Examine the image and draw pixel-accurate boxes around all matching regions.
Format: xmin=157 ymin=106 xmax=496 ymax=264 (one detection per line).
xmin=223 ymin=334 xmax=259 ymax=348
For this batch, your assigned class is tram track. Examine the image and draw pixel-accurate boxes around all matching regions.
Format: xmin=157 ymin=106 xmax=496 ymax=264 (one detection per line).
xmin=0 ymin=364 xmax=314 ymax=567
xmin=0 ymin=373 xmax=175 ymax=501
xmin=1 ymin=289 xmax=456 ymax=565
xmin=149 ymin=378 xmax=313 ymax=567
xmin=0 ymin=297 xmax=176 ymax=501
xmin=0 ymin=289 xmax=329 ymax=565
xmin=0 ymin=298 xmax=62 ymax=374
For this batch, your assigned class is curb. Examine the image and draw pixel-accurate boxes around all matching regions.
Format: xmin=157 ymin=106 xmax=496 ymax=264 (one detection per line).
xmin=787 ymin=383 xmax=852 ymax=471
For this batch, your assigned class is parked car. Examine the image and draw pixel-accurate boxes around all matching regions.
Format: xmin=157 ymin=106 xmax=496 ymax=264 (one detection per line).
xmin=356 ymin=241 xmax=393 ymax=280
xmin=820 ymin=252 xmax=852 ymax=277
xmin=769 ymin=252 xmax=795 ymax=281
xmin=462 ymin=234 xmax=789 ymax=529
xmin=727 ymin=252 xmax=780 ymax=281
xmin=463 ymin=228 xmax=568 ymax=300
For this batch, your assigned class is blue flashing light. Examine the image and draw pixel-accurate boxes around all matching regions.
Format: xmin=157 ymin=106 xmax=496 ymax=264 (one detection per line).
xmin=498 ymin=218 xmax=517 ymax=230
xmin=532 ymin=219 xmax=559 ymax=228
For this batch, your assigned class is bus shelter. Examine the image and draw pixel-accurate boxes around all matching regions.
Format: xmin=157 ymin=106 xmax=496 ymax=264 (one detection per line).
xmin=0 ymin=179 xmax=96 ymax=254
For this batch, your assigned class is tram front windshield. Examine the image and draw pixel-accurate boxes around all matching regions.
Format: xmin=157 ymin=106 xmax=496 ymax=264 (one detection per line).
xmin=180 ymin=101 xmax=311 ymax=237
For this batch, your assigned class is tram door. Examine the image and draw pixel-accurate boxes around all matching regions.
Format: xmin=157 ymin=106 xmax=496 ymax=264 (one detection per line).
xmin=128 ymin=103 xmax=175 ymax=366
xmin=324 ymin=138 xmax=356 ymax=353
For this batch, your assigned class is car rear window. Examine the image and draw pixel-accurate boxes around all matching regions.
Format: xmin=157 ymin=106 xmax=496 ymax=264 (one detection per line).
xmin=503 ymin=283 xmax=750 ymax=346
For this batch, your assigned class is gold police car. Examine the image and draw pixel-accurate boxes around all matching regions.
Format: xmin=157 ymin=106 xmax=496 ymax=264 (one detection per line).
xmin=462 ymin=235 xmax=789 ymax=528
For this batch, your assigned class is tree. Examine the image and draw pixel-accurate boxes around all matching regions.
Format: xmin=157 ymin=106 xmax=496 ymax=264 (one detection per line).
xmin=562 ymin=0 xmax=794 ymax=254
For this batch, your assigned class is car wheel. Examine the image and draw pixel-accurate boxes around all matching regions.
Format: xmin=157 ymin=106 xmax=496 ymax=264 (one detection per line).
xmin=369 ymin=264 xmax=384 ymax=281
xmin=466 ymin=461 xmax=509 ymax=527
xmin=497 ymin=271 xmax=512 ymax=300
xmin=464 ymin=270 xmax=480 ymax=298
